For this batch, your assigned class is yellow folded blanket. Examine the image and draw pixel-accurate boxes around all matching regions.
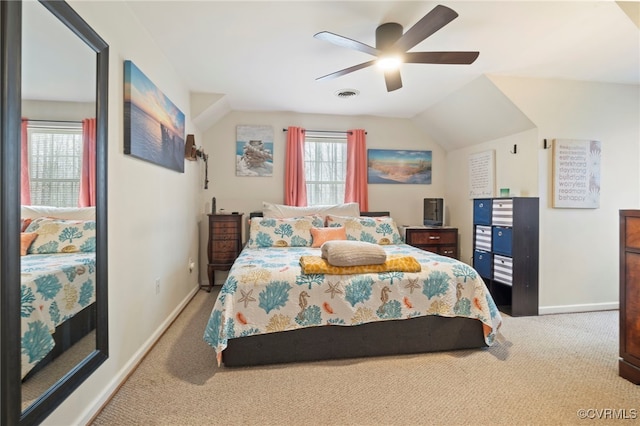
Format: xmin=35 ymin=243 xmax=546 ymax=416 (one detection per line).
xmin=300 ymin=254 xmax=421 ymax=275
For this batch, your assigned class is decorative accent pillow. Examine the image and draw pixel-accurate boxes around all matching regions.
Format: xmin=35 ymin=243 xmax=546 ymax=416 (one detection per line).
xmin=24 ymin=217 xmax=96 ymax=254
xmin=262 ymin=202 xmax=360 ymax=220
xmin=326 ymin=215 xmax=403 ymax=245
xmin=20 ymin=218 xmax=32 ymax=232
xmin=310 ymin=226 xmax=347 ymax=248
xmin=20 ymin=232 xmax=38 ymax=256
xmin=247 ymin=216 xmax=321 ymax=248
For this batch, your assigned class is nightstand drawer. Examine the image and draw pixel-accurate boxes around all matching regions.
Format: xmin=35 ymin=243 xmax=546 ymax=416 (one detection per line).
xmin=406 ymin=229 xmax=456 ymax=245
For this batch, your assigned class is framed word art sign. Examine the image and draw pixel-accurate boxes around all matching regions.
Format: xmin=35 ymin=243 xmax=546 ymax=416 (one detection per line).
xmin=552 ymin=139 xmax=601 ymax=208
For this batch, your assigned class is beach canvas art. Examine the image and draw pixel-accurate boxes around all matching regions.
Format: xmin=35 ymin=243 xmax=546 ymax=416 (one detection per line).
xmin=124 ymin=60 xmax=185 ymax=173
xmin=367 ymin=149 xmax=432 ymax=184
xmin=236 ymin=125 xmax=274 ymax=176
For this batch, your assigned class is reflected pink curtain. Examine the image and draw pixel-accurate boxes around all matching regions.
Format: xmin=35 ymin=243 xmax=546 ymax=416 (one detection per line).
xmin=345 ymin=129 xmax=368 ymax=211
xmin=284 ymin=126 xmax=307 ymax=206
xmin=78 ymin=118 xmax=97 ymax=207
xmin=21 ymin=118 xmax=31 ymax=205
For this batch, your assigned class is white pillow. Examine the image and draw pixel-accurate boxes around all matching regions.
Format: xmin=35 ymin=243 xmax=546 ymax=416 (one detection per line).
xmin=21 ymin=205 xmax=95 ymax=220
xmin=262 ymin=202 xmax=360 ymax=221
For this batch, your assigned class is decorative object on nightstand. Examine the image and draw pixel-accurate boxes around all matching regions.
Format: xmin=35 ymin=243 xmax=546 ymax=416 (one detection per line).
xmin=404 ymin=226 xmax=458 ymax=259
xmin=204 ymin=213 xmax=243 ymax=292
xmin=472 ymin=197 xmax=539 ymax=316
xmin=619 ymin=209 xmax=640 ymax=384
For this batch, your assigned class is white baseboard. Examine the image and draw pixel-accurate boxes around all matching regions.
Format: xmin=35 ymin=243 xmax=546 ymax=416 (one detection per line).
xmin=78 ymin=285 xmax=200 ymax=425
xmin=539 ymin=301 xmax=619 ymax=315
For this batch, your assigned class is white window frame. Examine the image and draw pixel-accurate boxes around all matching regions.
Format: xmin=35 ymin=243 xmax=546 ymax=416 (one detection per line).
xmin=304 ymin=132 xmax=347 ymax=206
xmin=27 ymin=121 xmax=83 ymax=207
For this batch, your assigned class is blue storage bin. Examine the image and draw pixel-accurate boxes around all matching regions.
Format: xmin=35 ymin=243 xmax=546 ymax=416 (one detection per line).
xmin=473 ymin=249 xmax=492 ymax=278
xmin=473 ymin=199 xmax=492 ymax=225
xmin=492 ymin=226 xmax=513 ymax=256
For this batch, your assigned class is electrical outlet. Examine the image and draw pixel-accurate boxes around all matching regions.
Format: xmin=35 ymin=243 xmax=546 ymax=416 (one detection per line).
xmin=155 ymin=278 xmax=160 ymax=295
xmin=188 ymin=257 xmax=194 ymax=273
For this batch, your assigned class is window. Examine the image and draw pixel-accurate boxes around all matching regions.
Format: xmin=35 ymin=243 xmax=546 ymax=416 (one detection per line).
xmin=28 ymin=122 xmax=83 ymax=207
xmin=304 ymin=133 xmax=347 ymax=206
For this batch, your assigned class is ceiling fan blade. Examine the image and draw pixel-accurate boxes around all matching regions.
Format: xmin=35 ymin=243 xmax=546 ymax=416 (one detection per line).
xmin=404 ymin=51 xmax=480 ymax=65
xmin=393 ymin=5 xmax=459 ymax=52
xmin=316 ymin=60 xmax=376 ymax=81
xmin=314 ymin=31 xmax=380 ymax=57
xmin=384 ymin=70 xmax=403 ymax=92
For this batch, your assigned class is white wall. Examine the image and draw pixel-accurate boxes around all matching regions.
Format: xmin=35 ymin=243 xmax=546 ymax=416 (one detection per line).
xmin=44 ymin=1 xmax=203 ymax=424
xmin=200 ymin=111 xmax=447 ymax=283
xmin=445 ymin=128 xmax=539 ymax=265
xmin=448 ymin=76 xmax=640 ymax=314
xmin=493 ymin=77 xmax=639 ymax=313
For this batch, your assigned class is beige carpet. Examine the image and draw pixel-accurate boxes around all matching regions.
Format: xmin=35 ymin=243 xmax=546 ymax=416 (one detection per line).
xmin=91 ymin=289 xmax=638 ymax=426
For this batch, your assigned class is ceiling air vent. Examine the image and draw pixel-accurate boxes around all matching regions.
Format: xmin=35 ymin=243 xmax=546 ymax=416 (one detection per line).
xmin=334 ymin=89 xmax=359 ymax=99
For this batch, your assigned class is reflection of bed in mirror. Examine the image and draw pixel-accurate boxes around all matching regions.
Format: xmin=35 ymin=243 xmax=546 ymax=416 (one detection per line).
xmin=20 ymin=206 xmax=97 ymax=381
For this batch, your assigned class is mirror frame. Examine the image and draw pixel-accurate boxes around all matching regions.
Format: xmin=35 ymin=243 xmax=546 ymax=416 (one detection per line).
xmin=1 ymin=1 xmax=109 ymax=424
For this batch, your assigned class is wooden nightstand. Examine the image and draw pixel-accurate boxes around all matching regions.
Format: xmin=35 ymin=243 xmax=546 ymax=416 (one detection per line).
xmin=404 ymin=226 xmax=458 ymax=259
xmin=204 ymin=213 xmax=243 ymax=292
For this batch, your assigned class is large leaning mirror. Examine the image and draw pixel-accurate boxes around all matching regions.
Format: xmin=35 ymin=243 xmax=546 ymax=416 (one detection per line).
xmin=1 ymin=1 xmax=109 ymax=424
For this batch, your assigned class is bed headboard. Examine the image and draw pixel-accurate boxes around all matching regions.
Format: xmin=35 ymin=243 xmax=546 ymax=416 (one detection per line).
xmin=249 ymin=211 xmax=390 ymax=218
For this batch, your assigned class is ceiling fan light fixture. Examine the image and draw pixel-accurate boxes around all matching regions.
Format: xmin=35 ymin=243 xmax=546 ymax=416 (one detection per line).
xmin=376 ymin=55 xmax=402 ymax=70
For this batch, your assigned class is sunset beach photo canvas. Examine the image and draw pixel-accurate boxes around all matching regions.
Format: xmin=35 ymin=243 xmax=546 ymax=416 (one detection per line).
xmin=124 ymin=60 xmax=185 ymax=173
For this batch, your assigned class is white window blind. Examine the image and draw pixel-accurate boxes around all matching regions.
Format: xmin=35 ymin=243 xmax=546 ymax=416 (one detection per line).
xmin=28 ymin=121 xmax=83 ymax=207
xmin=304 ymin=132 xmax=347 ymax=206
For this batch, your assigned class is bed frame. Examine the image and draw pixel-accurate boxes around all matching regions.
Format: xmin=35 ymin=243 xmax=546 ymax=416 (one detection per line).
xmin=223 ymin=211 xmax=488 ymax=367
xmin=22 ymin=303 xmax=96 ymax=381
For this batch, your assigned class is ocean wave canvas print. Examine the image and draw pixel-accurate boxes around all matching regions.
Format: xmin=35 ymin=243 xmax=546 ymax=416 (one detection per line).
xmin=124 ymin=60 xmax=185 ymax=173
xmin=367 ymin=149 xmax=432 ymax=184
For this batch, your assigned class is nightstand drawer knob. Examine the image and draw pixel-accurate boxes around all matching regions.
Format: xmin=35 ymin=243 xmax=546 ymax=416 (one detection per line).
xmin=429 ymin=236 xmax=440 ymax=240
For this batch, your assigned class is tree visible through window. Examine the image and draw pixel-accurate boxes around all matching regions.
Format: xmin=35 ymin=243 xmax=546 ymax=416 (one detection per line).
xmin=28 ymin=122 xmax=83 ymax=207
xmin=304 ymin=133 xmax=347 ymax=206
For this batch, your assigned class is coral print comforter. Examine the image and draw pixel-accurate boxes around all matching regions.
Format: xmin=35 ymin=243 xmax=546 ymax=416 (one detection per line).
xmin=20 ymin=253 xmax=96 ymax=379
xmin=204 ymin=244 xmax=503 ymax=363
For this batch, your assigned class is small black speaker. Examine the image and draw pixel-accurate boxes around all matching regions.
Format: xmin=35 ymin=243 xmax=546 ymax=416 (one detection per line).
xmin=423 ymin=198 xmax=444 ymax=226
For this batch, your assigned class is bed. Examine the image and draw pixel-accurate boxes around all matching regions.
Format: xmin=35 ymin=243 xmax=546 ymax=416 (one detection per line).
xmin=20 ymin=206 xmax=97 ymax=380
xmin=204 ymin=204 xmax=503 ymax=367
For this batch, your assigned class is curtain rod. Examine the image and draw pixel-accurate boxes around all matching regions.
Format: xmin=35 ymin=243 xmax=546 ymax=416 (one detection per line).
xmin=282 ymin=128 xmax=367 ymax=135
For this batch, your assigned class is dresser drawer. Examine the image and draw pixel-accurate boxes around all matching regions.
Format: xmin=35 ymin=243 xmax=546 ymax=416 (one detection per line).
xmin=473 ymin=199 xmax=492 ymax=225
xmin=475 ymin=225 xmax=492 ymax=251
xmin=435 ymin=245 xmax=457 ymax=258
xmin=492 ymin=226 xmax=512 ymax=256
xmin=473 ymin=250 xmax=492 ymax=278
xmin=406 ymin=229 xmax=456 ymax=245
xmin=492 ymin=199 xmax=513 ymax=227
xmin=493 ymin=254 xmax=513 ymax=285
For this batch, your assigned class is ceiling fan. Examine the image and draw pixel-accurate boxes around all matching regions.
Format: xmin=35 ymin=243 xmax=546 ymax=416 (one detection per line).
xmin=314 ymin=4 xmax=479 ymax=92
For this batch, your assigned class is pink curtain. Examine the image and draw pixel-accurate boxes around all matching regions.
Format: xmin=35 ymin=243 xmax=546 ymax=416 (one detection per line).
xmin=21 ymin=118 xmax=31 ymax=205
xmin=78 ymin=118 xmax=97 ymax=207
xmin=284 ymin=126 xmax=307 ymax=206
xmin=345 ymin=129 xmax=368 ymax=211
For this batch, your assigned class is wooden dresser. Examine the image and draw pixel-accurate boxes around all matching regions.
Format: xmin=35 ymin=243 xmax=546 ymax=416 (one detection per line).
xmin=205 ymin=213 xmax=243 ymax=292
xmin=404 ymin=227 xmax=458 ymax=259
xmin=619 ymin=210 xmax=640 ymax=384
